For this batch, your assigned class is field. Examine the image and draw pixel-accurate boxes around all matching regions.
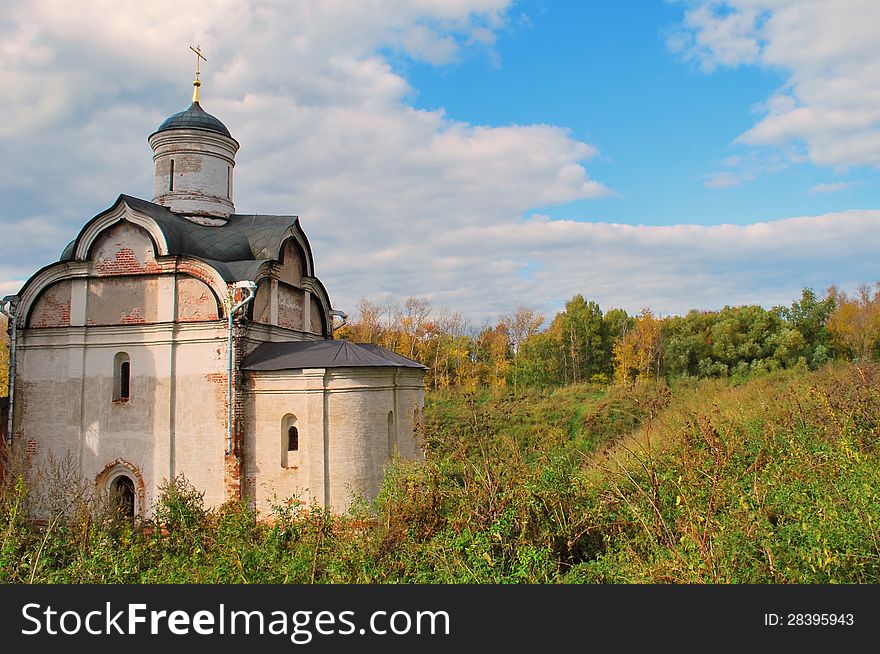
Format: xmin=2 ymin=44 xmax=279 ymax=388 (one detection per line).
xmin=1 ymin=361 xmax=878 ymax=583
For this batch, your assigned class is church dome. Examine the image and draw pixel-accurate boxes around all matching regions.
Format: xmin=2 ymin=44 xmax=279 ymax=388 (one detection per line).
xmin=155 ymin=101 xmax=231 ymax=137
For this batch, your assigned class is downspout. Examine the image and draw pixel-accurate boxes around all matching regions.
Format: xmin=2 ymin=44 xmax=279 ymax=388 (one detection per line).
xmin=330 ymin=309 xmax=347 ymax=337
xmin=226 ymin=281 xmax=256 ymax=455
xmin=1 ymin=295 xmax=18 ymax=446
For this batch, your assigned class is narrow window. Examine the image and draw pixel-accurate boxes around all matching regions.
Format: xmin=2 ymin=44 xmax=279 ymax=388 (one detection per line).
xmin=169 ymin=159 xmax=175 ymax=191
xmin=113 ymin=352 xmax=131 ymax=401
xmin=226 ymin=166 xmax=231 ymax=198
xmin=282 ymin=414 xmax=299 ymax=467
xmin=120 ymin=361 xmax=130 ymax=399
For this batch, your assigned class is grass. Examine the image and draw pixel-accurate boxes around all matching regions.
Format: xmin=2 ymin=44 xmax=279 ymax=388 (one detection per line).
xmin=1 ymin=362 xmax=878 ymax=583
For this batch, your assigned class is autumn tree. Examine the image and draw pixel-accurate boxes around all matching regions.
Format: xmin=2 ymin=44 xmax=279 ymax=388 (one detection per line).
xmin=827 ymin=283 xmax=880 ymax=360
xmin=471 ymin=322 xmax=510 ymax=388
xmin=613 ymin=309 xmax=662 ymax=384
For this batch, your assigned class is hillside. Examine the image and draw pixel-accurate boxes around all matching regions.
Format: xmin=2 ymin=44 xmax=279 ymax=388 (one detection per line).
xmin=1 ymin=362 xmax=878 ymax=583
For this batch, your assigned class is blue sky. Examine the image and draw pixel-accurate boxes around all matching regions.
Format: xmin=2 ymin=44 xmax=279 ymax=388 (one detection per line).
xmin=1 ymin=1 xmax=879 ymax=321
xmin=404 ymin=1 xmax=876 ymax=227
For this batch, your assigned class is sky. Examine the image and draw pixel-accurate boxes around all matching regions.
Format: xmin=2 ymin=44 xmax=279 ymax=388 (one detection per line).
xmin=1 ymin=0 xmax=879 ymax=322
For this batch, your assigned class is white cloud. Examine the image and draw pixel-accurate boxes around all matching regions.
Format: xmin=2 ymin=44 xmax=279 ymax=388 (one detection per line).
xmin=702 ymin=170 xmax=752 ymax=189
xmin=673 ymin=0 xmax=880 ymax=169
xmin=0 ymin=1 xmax=876 ymax=327
xmin=325 ymin=209 xmax=880 ymax=320
xmin=808 ymin=180 xmax=862 ymax=194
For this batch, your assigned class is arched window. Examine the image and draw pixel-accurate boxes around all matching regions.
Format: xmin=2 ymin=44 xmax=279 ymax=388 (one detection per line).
xmin=110 ymin=474 xmax=135 ymax=518
xmin=169 ymin=159 xmax=175 ymax=191
xmin=113 ymin=352 xmax=131 ymax=401
xmin=282 ymin=414 xmax=299 ymax=468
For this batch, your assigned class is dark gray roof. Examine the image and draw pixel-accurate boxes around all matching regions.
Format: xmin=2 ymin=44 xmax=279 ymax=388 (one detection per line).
xmin=241 ymin=340 xmax=427 ymax=371
xmin=61 ymin=195 xmax=305 ymax=283
xmin=154 ymin=101 xmax=232 ymax=138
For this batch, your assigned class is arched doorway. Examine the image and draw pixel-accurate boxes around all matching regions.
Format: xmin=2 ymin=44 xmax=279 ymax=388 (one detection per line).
xmin=110 ymin=475 xmax=135 ymax=518
xmin=95 ymin=459 xmax=144 ymax=518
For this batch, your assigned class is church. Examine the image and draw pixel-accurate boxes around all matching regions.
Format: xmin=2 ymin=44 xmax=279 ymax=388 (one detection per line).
xmin=2 ymin=59 xmax=426 ymax=517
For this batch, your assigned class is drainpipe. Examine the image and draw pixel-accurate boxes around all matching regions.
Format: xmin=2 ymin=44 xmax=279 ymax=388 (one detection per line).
xmin=1 ymin=295 xmax=18 ymax=446
xmin=330 ymin=309 xmax=347 ymax=337
xmin=226 ymin=281 xmax=256 ymax=456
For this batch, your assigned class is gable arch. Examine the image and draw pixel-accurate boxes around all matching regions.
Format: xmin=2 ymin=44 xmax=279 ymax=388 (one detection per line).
xmin=281 ymin=225 xmax=316 ymax=277
xmin=88 ymin=221 xmax=160 ymax=276
xmin=74 ymin=197 xmax=169 ymax=262
xmin=277 ymin=237 xmax=307 ymax=286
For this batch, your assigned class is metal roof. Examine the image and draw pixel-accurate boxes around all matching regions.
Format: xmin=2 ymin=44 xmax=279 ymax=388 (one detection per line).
xmin=154 ymin=101 xmax=232 ymax=138
xmin=241 ymin=340 xmax=427 ymax=371
xmin=60 ymin=195 xmax=303 ymax=283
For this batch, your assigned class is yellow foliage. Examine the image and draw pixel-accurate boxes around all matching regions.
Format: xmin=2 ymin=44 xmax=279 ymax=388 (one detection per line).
xmin=827 ymin=283 xmax=880 ymax=359
xmin=613 ymin=309 xmax=662 ymax=384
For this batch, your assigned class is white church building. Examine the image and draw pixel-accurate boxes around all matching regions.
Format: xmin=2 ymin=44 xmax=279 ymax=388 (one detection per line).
xmin=3 ymin=69 xmax=426 ymax=517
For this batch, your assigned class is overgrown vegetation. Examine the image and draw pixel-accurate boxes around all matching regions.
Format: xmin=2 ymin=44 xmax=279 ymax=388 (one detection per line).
xmin=2 ymin=361 xmax=877 ymax=583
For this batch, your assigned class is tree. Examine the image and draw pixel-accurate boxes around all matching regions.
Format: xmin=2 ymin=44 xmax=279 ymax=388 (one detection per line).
xmin=504 ymin=306 xmax=544 ymax=392
xmin=780 ymin=287 xmax=835 ymax=368
xmin=550 ymin=295 xmax=606 ymax=384
xmin=613 ymin=309 xmax=662 ymax=384
xmin=472 ymin=322 xmax=510 ymax=388
xmin=827 ymin=283 xmax=880 ymax=360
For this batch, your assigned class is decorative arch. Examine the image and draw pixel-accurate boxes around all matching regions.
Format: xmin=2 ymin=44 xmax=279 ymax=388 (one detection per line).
xmin=74 ymin=197 xmax=168 ymax=261
xmin=15 ymin=261 xmax=88 ymax=329
xmin=279 ymin=224 xmax=316 ymax=277
xmin=95 ymin=459 xmax=146 ymax=517
xmin=277 ymin=237 xmax=307 ymax=286
xmin=301 ymin=277 xmax=333 ymax=337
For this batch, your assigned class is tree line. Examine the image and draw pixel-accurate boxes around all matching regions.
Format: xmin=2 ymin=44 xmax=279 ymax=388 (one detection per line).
xmin=2 ymin=285 xmax=878 ymax=394
xmin=335 ymin=283 xmax=880 ymax=389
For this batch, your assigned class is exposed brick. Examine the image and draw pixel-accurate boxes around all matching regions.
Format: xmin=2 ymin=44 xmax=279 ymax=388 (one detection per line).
xmin=95 ymin=247 xmax=145 ymax=276
xmin=120 ymin=307 xmax=146 ymax=324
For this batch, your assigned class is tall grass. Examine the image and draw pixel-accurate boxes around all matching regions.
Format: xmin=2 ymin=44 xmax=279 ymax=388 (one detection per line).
xmin=0 ymin=362 xmax=877 ymax=583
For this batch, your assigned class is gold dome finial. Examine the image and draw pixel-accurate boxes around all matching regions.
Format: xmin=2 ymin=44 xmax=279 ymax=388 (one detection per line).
xmin=190 ymin=44 xmax=206 ymax=103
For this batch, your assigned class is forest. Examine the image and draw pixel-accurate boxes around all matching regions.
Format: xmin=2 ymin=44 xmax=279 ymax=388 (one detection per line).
xmin=336 ymin=283 xmax=879 ymax=389
xmin=0 ymin=284 xmax=879 ymax=583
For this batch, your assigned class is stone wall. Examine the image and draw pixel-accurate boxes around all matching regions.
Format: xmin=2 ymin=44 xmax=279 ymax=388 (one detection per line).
xmin=14 ymin=322 xmax=231 ymax=515
xmin=245 ymin=367 xmax=425 ymax=514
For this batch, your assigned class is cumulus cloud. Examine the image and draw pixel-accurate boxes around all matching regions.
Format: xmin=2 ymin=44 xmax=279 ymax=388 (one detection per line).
xmin=671 ymin=0 xmax=880 ymax=169
xmin=0 ymin=1 xmax=876 ymax=326
xmin=0 ymin=2 xmax=607 ymax=286
xmin=343 ymin=209 xmax=880 ymax=320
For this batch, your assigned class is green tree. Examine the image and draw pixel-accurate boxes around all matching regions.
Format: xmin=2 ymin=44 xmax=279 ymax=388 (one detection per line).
xmin=551 ymin=295 xmax=607 ymax=384
xmin=780 ymin=287 xmax=835 ymax=368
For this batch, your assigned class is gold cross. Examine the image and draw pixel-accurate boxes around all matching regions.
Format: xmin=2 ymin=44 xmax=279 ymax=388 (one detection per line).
xmin=190 ymin=45 xmax=207 ymax=102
